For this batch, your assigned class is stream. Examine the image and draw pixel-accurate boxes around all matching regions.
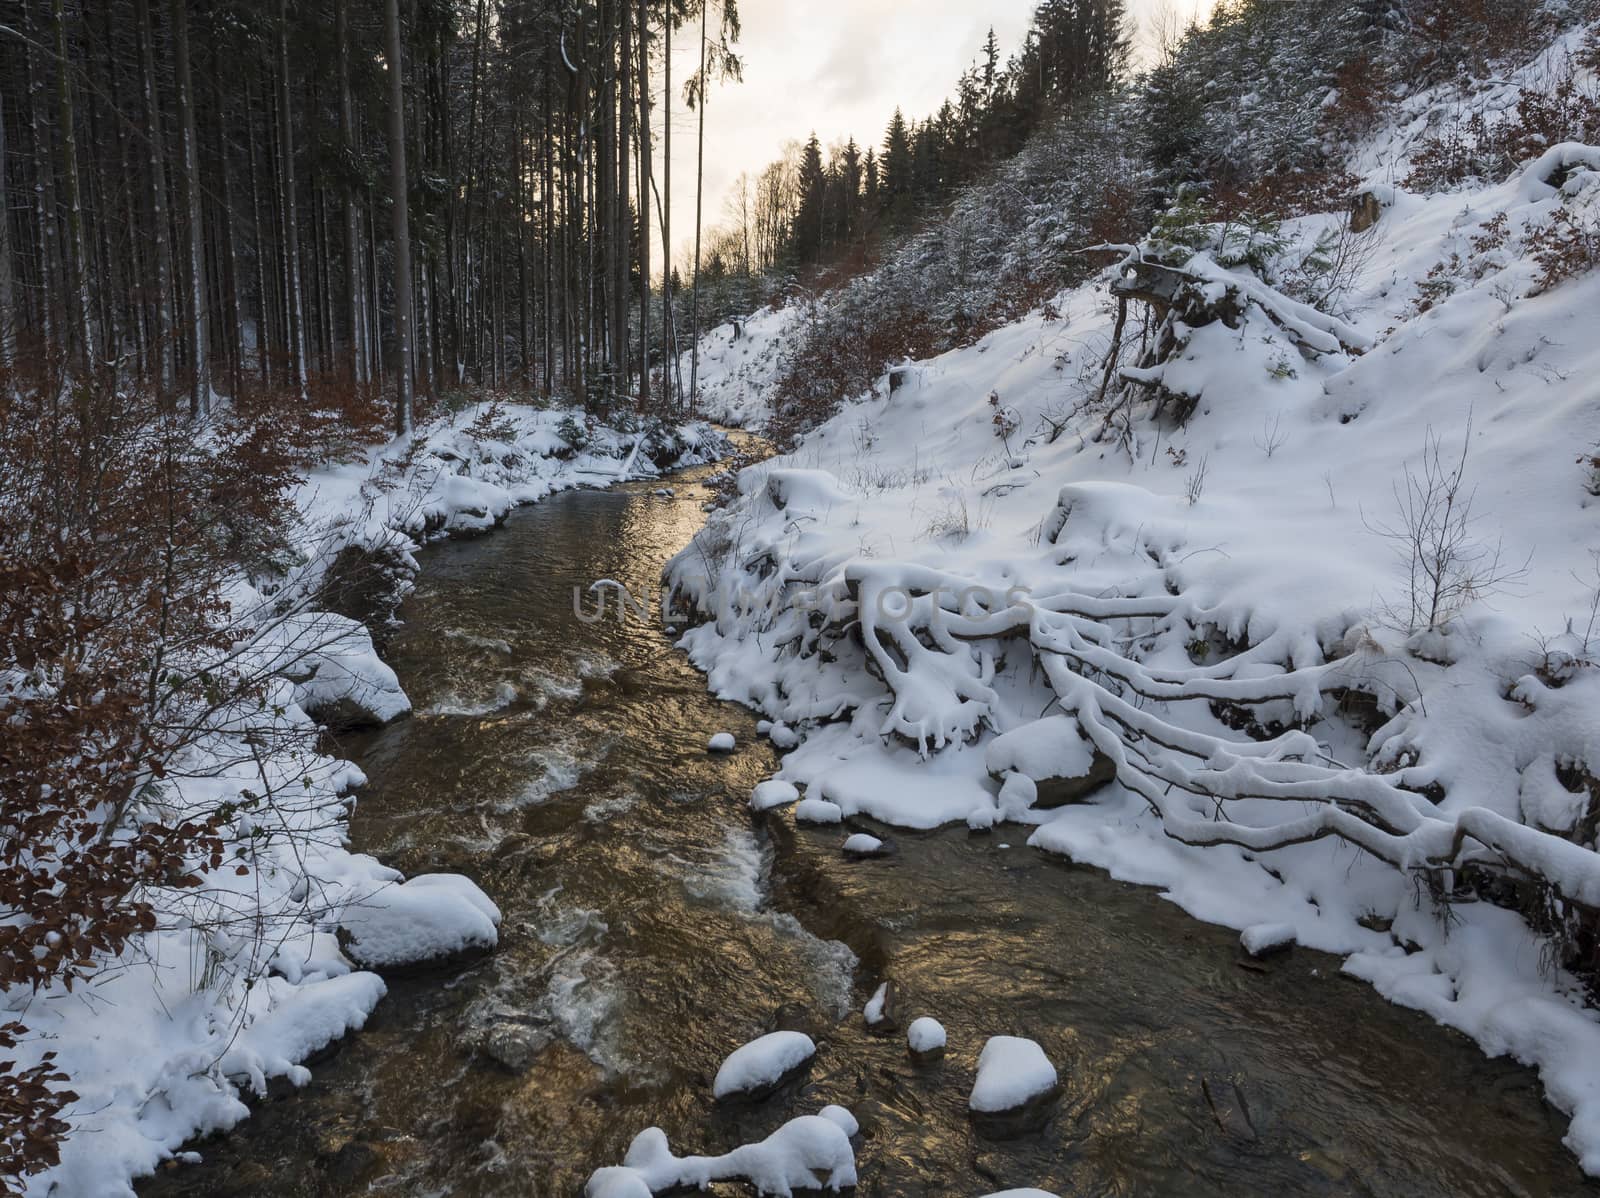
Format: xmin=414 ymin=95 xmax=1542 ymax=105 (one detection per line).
xmin=141 ymin=455 xmax=1597 ymax=1197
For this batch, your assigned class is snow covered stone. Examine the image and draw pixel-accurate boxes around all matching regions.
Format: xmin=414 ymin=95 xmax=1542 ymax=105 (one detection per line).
xmin=336 ymin=874 xmax=501 ymax=973
xmin=750 ymin=779 xmax=800 ymax=812
xmin=969 ymin=1036 xmax=1060 ymax=1116
xmin=979 ymin=1191 xmax=1062 ymax=1198
xmin=712 ymin=1031 xmax=816 ymax=1102
xmin=590 ymin=1114 xmax=856 ymax=1195
xmin=817 ymin=1105 xmax=859 ymax=1137
xmin=842 ymin=833 xmax=888 ymax=858
xmin=863 ymin=981 xmax=900 ymax=1032
xmin=768 ymin=722 xmax=800 ymax=750
xmin=585 ymin=1167 xmax=653 ymax=1198
xmin=985 ymin=716 xmax=1115 ymax=808
xmin=707 ymin=731 xmax=737 ymax=753
xmin=287 ymin=613 xmax=411 ymax=731
xmin=907 ymin=1017 xmax=947 ymax=1060
xmin=1240 ymin=922 xmax=1296 ymax=958
xmin=795 ymin=797 xmax=844 ymax=825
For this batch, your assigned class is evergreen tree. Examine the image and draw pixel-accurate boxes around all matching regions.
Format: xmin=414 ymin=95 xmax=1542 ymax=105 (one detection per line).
xmin=792 ymin=132 xmax=827 ymax=263
xmin=881 ymin=108 xmax=915 ymax=229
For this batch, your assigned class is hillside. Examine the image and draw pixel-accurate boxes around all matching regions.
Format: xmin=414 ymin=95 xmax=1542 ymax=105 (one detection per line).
xmin=669 ymin=19 xmax=1600 ymax=1175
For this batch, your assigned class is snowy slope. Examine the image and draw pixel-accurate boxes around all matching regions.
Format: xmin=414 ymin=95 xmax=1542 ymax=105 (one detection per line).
xmin=667 ymin=76 xmax=1600 ymax=1177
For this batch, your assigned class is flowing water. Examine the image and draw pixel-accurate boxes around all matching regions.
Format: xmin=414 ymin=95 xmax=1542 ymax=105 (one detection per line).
xmin=142 ymin=455 xmax=1597 ymax=1197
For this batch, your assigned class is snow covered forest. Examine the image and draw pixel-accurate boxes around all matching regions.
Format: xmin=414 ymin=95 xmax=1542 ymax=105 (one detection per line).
xmin=4 ymin=0 xmax=1600 ymax=1193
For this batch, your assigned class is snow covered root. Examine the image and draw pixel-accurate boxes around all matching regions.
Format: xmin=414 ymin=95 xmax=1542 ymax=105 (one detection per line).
xmin=335 ymin=873 xmax=501 ymax=973
xmin=584 ymin=1110 xmax=858 ymax=1197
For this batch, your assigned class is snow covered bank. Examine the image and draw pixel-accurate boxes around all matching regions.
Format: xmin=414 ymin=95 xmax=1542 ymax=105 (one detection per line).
xmin=12 ymin=403 xmax=727 ymax=1197
xmin=666 ymin=95 xmax=1600 ymax=1175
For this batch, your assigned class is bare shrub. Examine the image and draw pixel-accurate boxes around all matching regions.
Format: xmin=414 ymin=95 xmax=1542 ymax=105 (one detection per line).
xmin=1366 ymin=420 xmax=1529 ymax=633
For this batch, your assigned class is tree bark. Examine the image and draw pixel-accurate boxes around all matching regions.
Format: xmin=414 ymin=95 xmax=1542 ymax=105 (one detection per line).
xmin=636 ymin=0 xmax=651 ymax=409
xmin=170 ymin=0 xmax=209 ymax=417
xmin=52 ymin=0 xmax=94 ymax=377
xmin=132 ymin=0 xmax=174 ymax=392
xmin=384 ymin=0 xmax=415 ymax=434
xmin=336 ymin=0 xmax=367 ymax=385
xmin=0 ymin=89 xmax=16 ymax=371
xmin=276 ymin=0 xmax=308 ymax=397
xmin=688 ymin=0 xmax=709 ymax=415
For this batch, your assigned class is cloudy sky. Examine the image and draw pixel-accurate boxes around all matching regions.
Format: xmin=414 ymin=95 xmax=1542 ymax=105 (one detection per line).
xmin=653 ymin=0 xmax=1214 ymax=267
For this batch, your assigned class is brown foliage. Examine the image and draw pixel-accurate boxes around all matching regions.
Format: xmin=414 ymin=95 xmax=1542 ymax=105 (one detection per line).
xmin=1212 ymin=169 xmax=1362 ymax=223
xmin=1405 ymin=67 xmax=1600 ymax=192
xmin=1527 ymin=204 xmax=1600 ymax=294
xmin=0 ymin=372 xmax=316 ymax=1185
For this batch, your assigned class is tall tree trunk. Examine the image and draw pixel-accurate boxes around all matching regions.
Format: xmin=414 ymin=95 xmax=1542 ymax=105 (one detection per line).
xmin=210 ymin=58 xmax=244 ymax=401
xmin=133 ymin=0 xmax=174 ymax=393
xmin=22 ymin=0 xmax=59 ymax=357
xmin=636 ymin=0 xmax=650 ymax=409
xmin=541 ymin=44 xmax=554 ymax=397
xmin=0 ymin=90 xmax=16 ymax=372
xmin=171 ymin=0 xmax=209 ymax=417
xmin=276 ymin=0 xmax=307 ymax=397
xmin=617 ymin=0 xmax=632 ymax=398
xmin=384 ymin=0 xmax=415 ymax=434
xmin=661 ymin=2 xmax=672 ymax=411
xmin=52 ymin=0 xmax=94 ymax=378
xmin=245 ymin=77 xmax=271 ymax=385
xmin=688 ymin=0 xmax=708 ymax=415
xmin=336 ymin=0 xmax=367 ymax=384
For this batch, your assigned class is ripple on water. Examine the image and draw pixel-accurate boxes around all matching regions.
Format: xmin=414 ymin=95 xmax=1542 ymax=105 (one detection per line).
xmin=497 ymin=738 xmax=602 ymax=811
xmin=667 ymin=828 xmax=857 ymax=1018
xmin=424 ymin=678 xmax=519 ymax=717
xmin=441 ymin=627 xmax=515 ymax=657
xmin=678 ymin=828 xmax=772 ymax=914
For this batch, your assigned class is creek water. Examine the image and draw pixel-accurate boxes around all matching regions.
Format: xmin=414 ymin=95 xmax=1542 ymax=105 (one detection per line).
xmin=141 ymin=456 xmax=1596 ymax=1197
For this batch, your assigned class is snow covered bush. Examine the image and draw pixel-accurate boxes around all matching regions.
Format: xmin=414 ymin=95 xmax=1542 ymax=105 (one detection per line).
xmin=0 ymin=377 xmax=327 ymax=1183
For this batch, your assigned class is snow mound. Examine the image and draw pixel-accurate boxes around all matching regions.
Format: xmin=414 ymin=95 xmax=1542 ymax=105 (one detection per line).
xmin=712 ymin=1030 xmax=817 ymax=1101
xmin=843 ymin=832 xmax=887 ymax=857
xmin=908 ymin=1017 xmax=947 ymax=1055
xmin=283 ymin=613 xmax=410 ymax=729
xmin=751 ymin=779 xmax=801 ymax=811
xmin=708 ymin=731 xmax=737 ymax=753
xmin=985 ymin=716 xmax=1112 ymax=808
xmin=818 ymin=1105 xmax=859 ymax=1137
xmin=969 ymin=1036 xmax=1059 ymax=1114
xmin=795 ymin=798 xmax=844 ymax=825
xmin=337 ymin=874 xmax=501 ymax=971
xmin=1241 ymin=922 xmax=1297 ymax=958
xmin=588 ymin=1111 xmax=857 ymax=1196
